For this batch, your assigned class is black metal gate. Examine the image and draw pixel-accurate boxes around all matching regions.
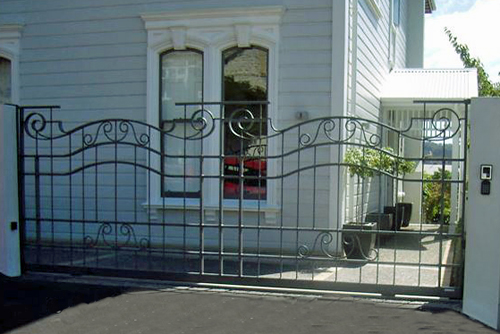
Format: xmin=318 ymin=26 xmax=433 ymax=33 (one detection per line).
xmin=18 ymin=101 xmax=468 ymax=298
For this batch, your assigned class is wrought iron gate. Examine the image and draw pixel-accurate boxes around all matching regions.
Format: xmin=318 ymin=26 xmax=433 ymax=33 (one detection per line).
xmin=18 ymin=101 xmax=468 ymax=298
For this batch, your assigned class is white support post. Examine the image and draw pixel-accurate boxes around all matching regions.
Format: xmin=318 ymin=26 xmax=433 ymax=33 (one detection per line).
xmin=463 ymin=97 xmax=500 ymax=329
xmin=0 ymin=104 xmax=21 ymax=277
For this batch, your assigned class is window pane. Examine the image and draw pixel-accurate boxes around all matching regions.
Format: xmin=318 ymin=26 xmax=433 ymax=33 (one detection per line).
xmin=160 ymin=50 xmax=203 ymax=197
xmin=0 ymin=57 xmax=12 ymax=104
xmin=222 ymin=47 xmax=268 ymax=200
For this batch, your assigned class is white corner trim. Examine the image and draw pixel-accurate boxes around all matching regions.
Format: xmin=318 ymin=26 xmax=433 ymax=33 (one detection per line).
xmin=365 ymin=0 xmax=382 ymax=19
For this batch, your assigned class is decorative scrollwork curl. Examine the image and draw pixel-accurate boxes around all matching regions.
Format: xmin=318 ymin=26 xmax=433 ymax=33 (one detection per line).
xmin=84 ymin=222 xmax=149 ymax=251
xmin=299 ymin=119 xmax=339 ymax=147
xmin=227 ymin=108 xmax=260 ymax=140
xmin=399 ymin=107 xmax=462 ymax=141
xmin=162 ymin=108 xmax=215 ymax=140
xmin=344 ymin=119 xmax=381 ymax=147
xmin=24 ymin=112 xmax=47 ymax=139
xmin=342 ymin=234 xmax=378 ymax=261
xmin=83 ymin=121 xmax=113 ymax=147
xmin=298 ymin=230 xmax=379 ymax=261
xmin=82 ymin=120 xmax=151 ymax=148
xmin=425 ymin=108 xmax=461 ymax=141
xmin=298 ymin=232 xmax=339 ymax=259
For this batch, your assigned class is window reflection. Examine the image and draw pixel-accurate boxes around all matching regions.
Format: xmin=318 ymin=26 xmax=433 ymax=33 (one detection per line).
xmin=222 ymin=46 xmax=268 ymax=200
xmin=160 ymin=50 xmax=203 ymax=197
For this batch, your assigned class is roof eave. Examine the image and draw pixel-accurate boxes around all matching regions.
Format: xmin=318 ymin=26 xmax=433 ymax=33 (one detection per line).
xmin=425 ymin=0 xmax=436 ymax=14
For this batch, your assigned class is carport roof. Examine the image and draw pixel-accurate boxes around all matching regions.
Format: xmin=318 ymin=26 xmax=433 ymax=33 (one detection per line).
xmin=381 ymin=68 xmax=478 ymax=104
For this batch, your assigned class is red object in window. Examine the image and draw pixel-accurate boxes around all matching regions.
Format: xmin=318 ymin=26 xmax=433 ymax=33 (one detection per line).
xmin=223 ymin=157 xmax=267 ymax=199
xmin=223 ymin=157 xmax=266 ymax=173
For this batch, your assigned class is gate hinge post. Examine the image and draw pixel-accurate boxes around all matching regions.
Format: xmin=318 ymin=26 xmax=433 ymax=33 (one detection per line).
xmin=0 ymin=104 xmax=21 ymax=277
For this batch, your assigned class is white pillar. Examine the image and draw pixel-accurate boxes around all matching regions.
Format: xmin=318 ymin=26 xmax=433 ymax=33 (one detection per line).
xmin=0 ymin=104 xmax=21 ymax=277
xmin=463 ymin=97 xmax=500 ymax=329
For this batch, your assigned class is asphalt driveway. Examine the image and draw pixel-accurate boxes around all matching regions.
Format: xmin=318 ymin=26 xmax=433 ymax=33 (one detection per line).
xmin=0 ymin=274 xmax=496 ymax=334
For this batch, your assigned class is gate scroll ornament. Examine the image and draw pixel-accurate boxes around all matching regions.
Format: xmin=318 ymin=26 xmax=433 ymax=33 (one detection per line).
xmin=298 ymin=232 xmax=378 ymax=261
xmin=84 ymin=223 xmax=150 ymax=251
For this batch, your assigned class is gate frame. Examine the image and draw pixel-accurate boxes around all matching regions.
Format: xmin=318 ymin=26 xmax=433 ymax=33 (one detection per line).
xmin=16 ymin=102 xmax=468 ymax=299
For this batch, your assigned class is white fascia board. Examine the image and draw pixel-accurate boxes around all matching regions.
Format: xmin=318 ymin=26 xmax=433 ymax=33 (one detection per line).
xmin=381 ymin=97 xmax=471 ymax=109
xmin=141 ymin=6 xmax=285 ymax=30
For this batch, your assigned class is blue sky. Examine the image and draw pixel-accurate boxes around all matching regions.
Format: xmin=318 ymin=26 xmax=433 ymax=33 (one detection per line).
xmin=424 ymin=0 xmax=500 ymax=81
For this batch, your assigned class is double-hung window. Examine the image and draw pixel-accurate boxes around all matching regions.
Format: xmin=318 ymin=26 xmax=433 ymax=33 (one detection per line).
xmin=160 ymin=49 xmax=204 ymax=197
xmin=0 ymin=56 xmax=11 ymax=104
xmin=0 ymin=24 xmax=23 ymax=105
xmin=222 ymin=46 xmax=268 ymax=200
xmin=142 ymin=6 xmax=282 ymax=208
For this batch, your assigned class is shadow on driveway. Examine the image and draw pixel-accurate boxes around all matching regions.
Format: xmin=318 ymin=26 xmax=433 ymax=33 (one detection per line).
xmin=0 ymin=275 xmax=128 ymax=333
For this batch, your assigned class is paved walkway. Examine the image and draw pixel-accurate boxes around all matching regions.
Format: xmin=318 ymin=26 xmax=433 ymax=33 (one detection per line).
xmin=0 ymin=274 xmax=496 ymax=334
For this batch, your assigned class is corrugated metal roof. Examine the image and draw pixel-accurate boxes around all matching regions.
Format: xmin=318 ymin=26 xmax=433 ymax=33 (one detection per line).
xmin=381 ymin=68 xmax=478 ymax=100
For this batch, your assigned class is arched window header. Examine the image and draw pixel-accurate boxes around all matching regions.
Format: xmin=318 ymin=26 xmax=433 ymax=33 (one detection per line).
xmin=141 ymin=6 xmax=283 ymax=51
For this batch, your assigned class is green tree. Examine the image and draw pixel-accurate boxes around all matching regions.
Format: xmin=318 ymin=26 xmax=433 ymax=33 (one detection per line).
xmin=445 ymin=28 xmax=500 ymax=97
xmin=423 ymin=169 xmax=451 ymax=224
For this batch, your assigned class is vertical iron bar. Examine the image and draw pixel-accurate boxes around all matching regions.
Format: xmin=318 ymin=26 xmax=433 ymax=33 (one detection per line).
xmin=95 ymin=145 xmax=99 ymax=267
xmin=311 ymin=145 xmax=317 ymax=280
xmin=199 ymin=110 xmax=205 ymax=275
xmin=134 ymin=144 xmax=139 ymax=271
xmin=257 ymin=103 xmax=263 ymax=278
xmin=69 ymin=130 xmax=73 ymax=266
xmin=81 ymin=126 xmax=86 ymax=266
xmin=114 ymin=120 xmax=118 ymax=268
xmin=219 ymin=105 xmax=224 ymax=276
xmin=459 ymin=102 xmax=469 ymax=289
xmin=238 ymin=135 xmax=244 ymax=277
xmin=16 ymin=106 xmax=27 ymax=272
xmin=334 ymin=117 xmax=343 ymax=283
xmin=183 ymin=105 xmax=187 ymax=272
xmin=437 ymin=116 xmax=446 ymax=288
xmin=279 ymin=132 xmax=285 ymax=279
xmin=161 ymin=136 xmax=166 ymax=273
xmin=34 ymin=127 xmax=41 ymax=264
xmin=392 ymin=130 xmax=401 ymax=285
xmin=50 ymin=107 xmax=55 ymax=266
xmin=295 ymin=126 xmax=301 ymax=280
xmin=419 ymin=105 xmax=428 ymax=287
xmin=147 ymin=125 xmax=152 ymax=270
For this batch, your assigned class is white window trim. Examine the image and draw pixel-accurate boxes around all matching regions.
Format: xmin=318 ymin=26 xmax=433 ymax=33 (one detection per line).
xmin=0 ymin=24 xmax=23 ymax=105
xmin=389 ymin=25 xmax=397 ymax=69
xmin=389 ymin=0 xmax=400 ymax=69
xmin=141 ymin=6 xmax=284 ymax=216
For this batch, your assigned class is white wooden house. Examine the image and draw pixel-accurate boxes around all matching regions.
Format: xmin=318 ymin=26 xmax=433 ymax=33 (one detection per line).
xmin=0 ymin=0 xmax=478 ymax=297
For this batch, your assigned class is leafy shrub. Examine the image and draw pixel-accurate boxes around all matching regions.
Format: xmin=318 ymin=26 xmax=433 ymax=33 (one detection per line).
xmin=344 ymin=147 xmax=415 ymax=178
xmin=423 ymin=169 xmax=451 ymax=224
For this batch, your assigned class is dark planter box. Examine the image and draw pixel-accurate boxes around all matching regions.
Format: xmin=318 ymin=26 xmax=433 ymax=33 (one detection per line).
xmin=365 ymin=213 xmax=393 ymax=245
xmin=397 ymin=202 xmax=412 ymax=227
xmin=342 ymin=222 xmax=377 ymax=259
xmin=384 ymin=202 xmax=412 ymax=230
xmin=365 ymin=213 xmax=393 ymax=230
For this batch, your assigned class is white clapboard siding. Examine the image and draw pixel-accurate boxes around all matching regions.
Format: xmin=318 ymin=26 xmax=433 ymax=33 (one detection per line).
xmin=1 ymin=0 xmax=416 ymax=252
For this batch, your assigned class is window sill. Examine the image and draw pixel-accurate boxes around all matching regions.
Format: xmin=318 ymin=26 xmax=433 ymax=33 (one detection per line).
xmin=142 ymin=198 xmax=280 ymax=225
